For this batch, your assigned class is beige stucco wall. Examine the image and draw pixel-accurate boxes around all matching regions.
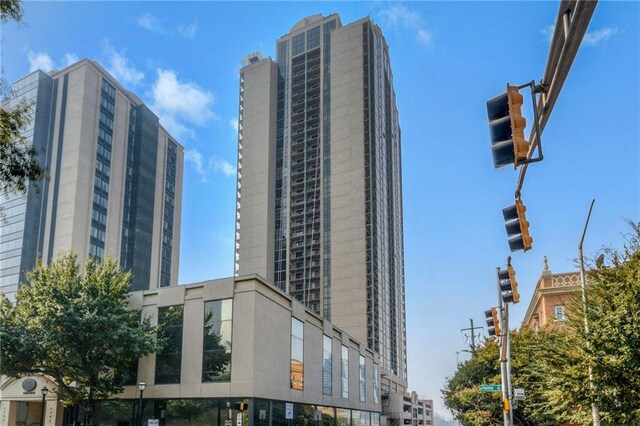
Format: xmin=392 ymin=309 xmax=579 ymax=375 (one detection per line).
xmin=120 ymin=275 xmax=380 ymax=413
xmin=235 ymin=59 xmax=277 ymax=280
xmin=328 ymin=17 xmax=369 ymax=348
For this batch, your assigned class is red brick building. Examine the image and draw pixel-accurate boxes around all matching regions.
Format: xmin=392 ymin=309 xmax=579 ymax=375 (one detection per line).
xmin=522 ymin=257 xmax=582 ymax=330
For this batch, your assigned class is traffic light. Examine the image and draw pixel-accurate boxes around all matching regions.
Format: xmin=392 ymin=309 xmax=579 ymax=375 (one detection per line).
xmin=498 ymin=263 xmax=520 ymax=304
xmin=502 ymin=198 xmax=533 ymax=252
xmin=487 ymin=85 xmax=530 ymax=169
xmin=485 ymin=308 xmax=501 ymax=337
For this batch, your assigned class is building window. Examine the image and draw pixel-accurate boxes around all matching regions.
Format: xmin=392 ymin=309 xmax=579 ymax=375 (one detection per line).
xmin=155 ymin=305 xmax=183 ymax=384
xmin=323 ymin=335 xmax=332 ymax=395
xmin=555 ymin=305 xmax=565 ymax=321
xmin=291 ymin=317 xmax=304 ymax=390
xmin=202 ymin=299 xmax=232 ymax=382
xmin=359 ymin=355 xmax=366 ymax=402
xmin=341 ymin=345 xmax=349 ymax=398
xmin=292 ymin=33 xmax=305 ymax=56
xmin=373 ymin=363 xmax=379 ymax=404
xmin=306 ymin=26 xmax=320 ymax=49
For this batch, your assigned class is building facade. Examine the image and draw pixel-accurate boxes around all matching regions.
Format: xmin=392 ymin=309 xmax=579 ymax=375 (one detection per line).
xmin=0 ymin=60 xmax=183 ymax=297
xmin=382 ymin=392 xmax=432 ymax=426
xmin=234 ymin=14 xmax=407 ymax=397
xmin=522 ymin=258 xmax=581 ymax=330
xmin=0 ymin=275 xmax=382 ymax=426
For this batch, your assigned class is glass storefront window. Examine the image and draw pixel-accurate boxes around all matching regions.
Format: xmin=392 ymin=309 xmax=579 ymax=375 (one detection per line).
xmin=291 ymin=318 xmax=304 ymax=390
xmin=359 ymin=355 xmax=366 ymax=402
xmin=373 ymin=364 xmax=380 ymax=404
xmin=322 ymin=335 xmax=332 ymax=395
xmin=155 ymin=305 xmax=183 ymax=384
xmin=203 ymin=299 xmax=233 ymax=382
xmin=341 ymin=345 xmax=349 ymax=398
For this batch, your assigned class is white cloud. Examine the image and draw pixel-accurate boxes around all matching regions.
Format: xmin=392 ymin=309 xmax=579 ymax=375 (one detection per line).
xmin=158 ymin=113 xmax=196 ymax=141
xmin=542 ymin=24 xmax=617 ymax=47
xmin=64 ymin=53 xmax=79 ymax=67
xmin=151 ymin=69 xmax=215 ymax=126
xmin=185 ymin=148 xmax=236 ymax=181
xmin=379 ymin=5 xmax=433 ymax=46
xmin=179 ymin=21 xmax=198 ymax=39
xmin=541 ymin=24 xmax=555 ymax=43
xmin=103 ymin=40 xmax=144 ymax=86
xmin=229 ymin=117 xmax=239 ymax=133
xmin=28 ymin=51 xmax=54 ymax=73
xmin=583 ymin=27 xmax=617 ymax=46
xmin=213 ymin=157 xmax=236 ymax=177
xmin=137 ymin=12 xmax=165 ymax=34
xmin=185 ymin=148 xmax=207 ymax=181
xmin=416 ymin=29 xmax=433 ymax=46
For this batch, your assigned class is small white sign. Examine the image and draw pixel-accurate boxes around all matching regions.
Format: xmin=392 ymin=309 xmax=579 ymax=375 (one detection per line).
xmin=514 ymin=388 xmax=525 ymax=401
xmin=313 ymin=410 xmax=322 ymax=421
xmin=259 ymin=409 xmax=267 ymax=420
xmin=224 ymin=420 xmax=232 ymax=426
xmin=237 ymin=412 xmax=242 ymax=426
xmin=148 ymin=420 xmax=159 ymax=426
xmin=285 ymin=402 xmax=294 ymax=419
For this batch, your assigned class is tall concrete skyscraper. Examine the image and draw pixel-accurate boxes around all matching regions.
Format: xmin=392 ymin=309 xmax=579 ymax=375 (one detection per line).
xmin=235 ymin=14 xmax=407 ymax=388
xmin=1 ymin=59 xmax=183 ymax=298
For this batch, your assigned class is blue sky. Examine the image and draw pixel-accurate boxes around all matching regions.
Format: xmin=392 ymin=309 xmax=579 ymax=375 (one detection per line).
xmin=4 ymin=1 xmax=639 ymax=418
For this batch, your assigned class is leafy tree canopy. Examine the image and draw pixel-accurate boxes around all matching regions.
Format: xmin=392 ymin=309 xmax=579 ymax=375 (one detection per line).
xmin=0 ymin=0 xmax=22 ymax=22
xmin=1 ymin=0 xmax=45 ymax=195
xmin=0 ymin=253 xmax=159 ymax=407
xmin=443 ymin=222 xmax=640 ymax=425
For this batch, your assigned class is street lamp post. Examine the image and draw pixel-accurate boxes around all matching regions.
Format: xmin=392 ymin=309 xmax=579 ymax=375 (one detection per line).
xmin=39 ymin=386 xmax=49 ymax=426
xmin=137 ymin=382 xmax=146 ymax=426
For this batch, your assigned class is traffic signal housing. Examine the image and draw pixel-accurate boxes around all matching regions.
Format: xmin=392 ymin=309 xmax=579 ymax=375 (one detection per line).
xmin=485 ymin=308 xmax=501 ymax=337
xmin=498 ymin=264 xmax=520 ymax=304
xmin=487 ymin=85 xmax=530 ymax=169
xmin=503 ymin=198 xmax=533 ymax=252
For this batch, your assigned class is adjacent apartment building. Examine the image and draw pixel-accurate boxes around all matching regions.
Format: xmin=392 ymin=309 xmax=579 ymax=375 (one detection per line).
xmin=234 ymin=14 xmax=407 ymax=400
xmin=0 ymin=59 xmax=184 ymax=297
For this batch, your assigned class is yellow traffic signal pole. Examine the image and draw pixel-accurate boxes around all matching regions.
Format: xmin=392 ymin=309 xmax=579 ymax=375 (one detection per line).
xmin=506 ymin=304 xmax=514 ymax=426
xmin=497 ymin=267 xmax=512 ymax=426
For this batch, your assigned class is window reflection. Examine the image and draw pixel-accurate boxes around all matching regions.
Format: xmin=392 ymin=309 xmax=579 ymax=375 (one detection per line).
xmin=203 ymin=299 xmax=233 ymax=382
xmin=291 ymin=318 xmax=304 ymax=390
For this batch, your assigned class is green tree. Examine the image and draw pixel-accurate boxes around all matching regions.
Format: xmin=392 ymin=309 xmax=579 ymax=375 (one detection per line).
xmin=444 ymin=222 xmax=640 ymax=425
xmin=1 ymin=0 xmax=45 ymax=195
xmin=0 ymin=0 xmax=22 ymax=22
xmin=0 ymin=253 xmax=159 ymax=410
xmin=442 ymin=339 xmax=503 ymax=425
xmin=571 ymin=221 xmax=640 ymax=423
xmin=443 ymin=330 xmax=583 ymax=425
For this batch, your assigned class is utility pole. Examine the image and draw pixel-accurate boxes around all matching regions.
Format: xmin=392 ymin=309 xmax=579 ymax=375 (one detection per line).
xmin=579 ymin=199 xmax=601 ymax=426
xmin=460 ymin=318 xmax=483 ymax=353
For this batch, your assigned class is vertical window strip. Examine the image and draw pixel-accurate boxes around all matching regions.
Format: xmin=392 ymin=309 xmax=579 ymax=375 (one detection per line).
xmin=155 ymin=305 xmax=183 ymax=384
xmin=90 ymin=79 xmax=115 ymax=260
xmin=341 ymin=345 xmax=349 ymax=398
xmin=359 ymin=355 xmax=366 ymax=402
xmin=202 ymin=299 xmax=233 ymax=382
xmin=322 ymin=335 xmax=332 ymax=395
xmin=290 ymin=318 xmax=304 ymax=390
xmin=161 ymin=141 xmax=177 ymax=287
xmin=373 ymin=364 xmax=380 ymax=404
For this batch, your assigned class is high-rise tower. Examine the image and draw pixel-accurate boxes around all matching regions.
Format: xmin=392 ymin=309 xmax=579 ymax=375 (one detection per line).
xmin=235 ymin=15 xmax=407 ymax=386
xmin=1 ymin=59 xmax=184 ymax=298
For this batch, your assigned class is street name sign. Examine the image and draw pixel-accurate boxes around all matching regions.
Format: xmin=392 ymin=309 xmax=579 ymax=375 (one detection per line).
xmin=479 ymin=384 xmax=502 ymax=392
